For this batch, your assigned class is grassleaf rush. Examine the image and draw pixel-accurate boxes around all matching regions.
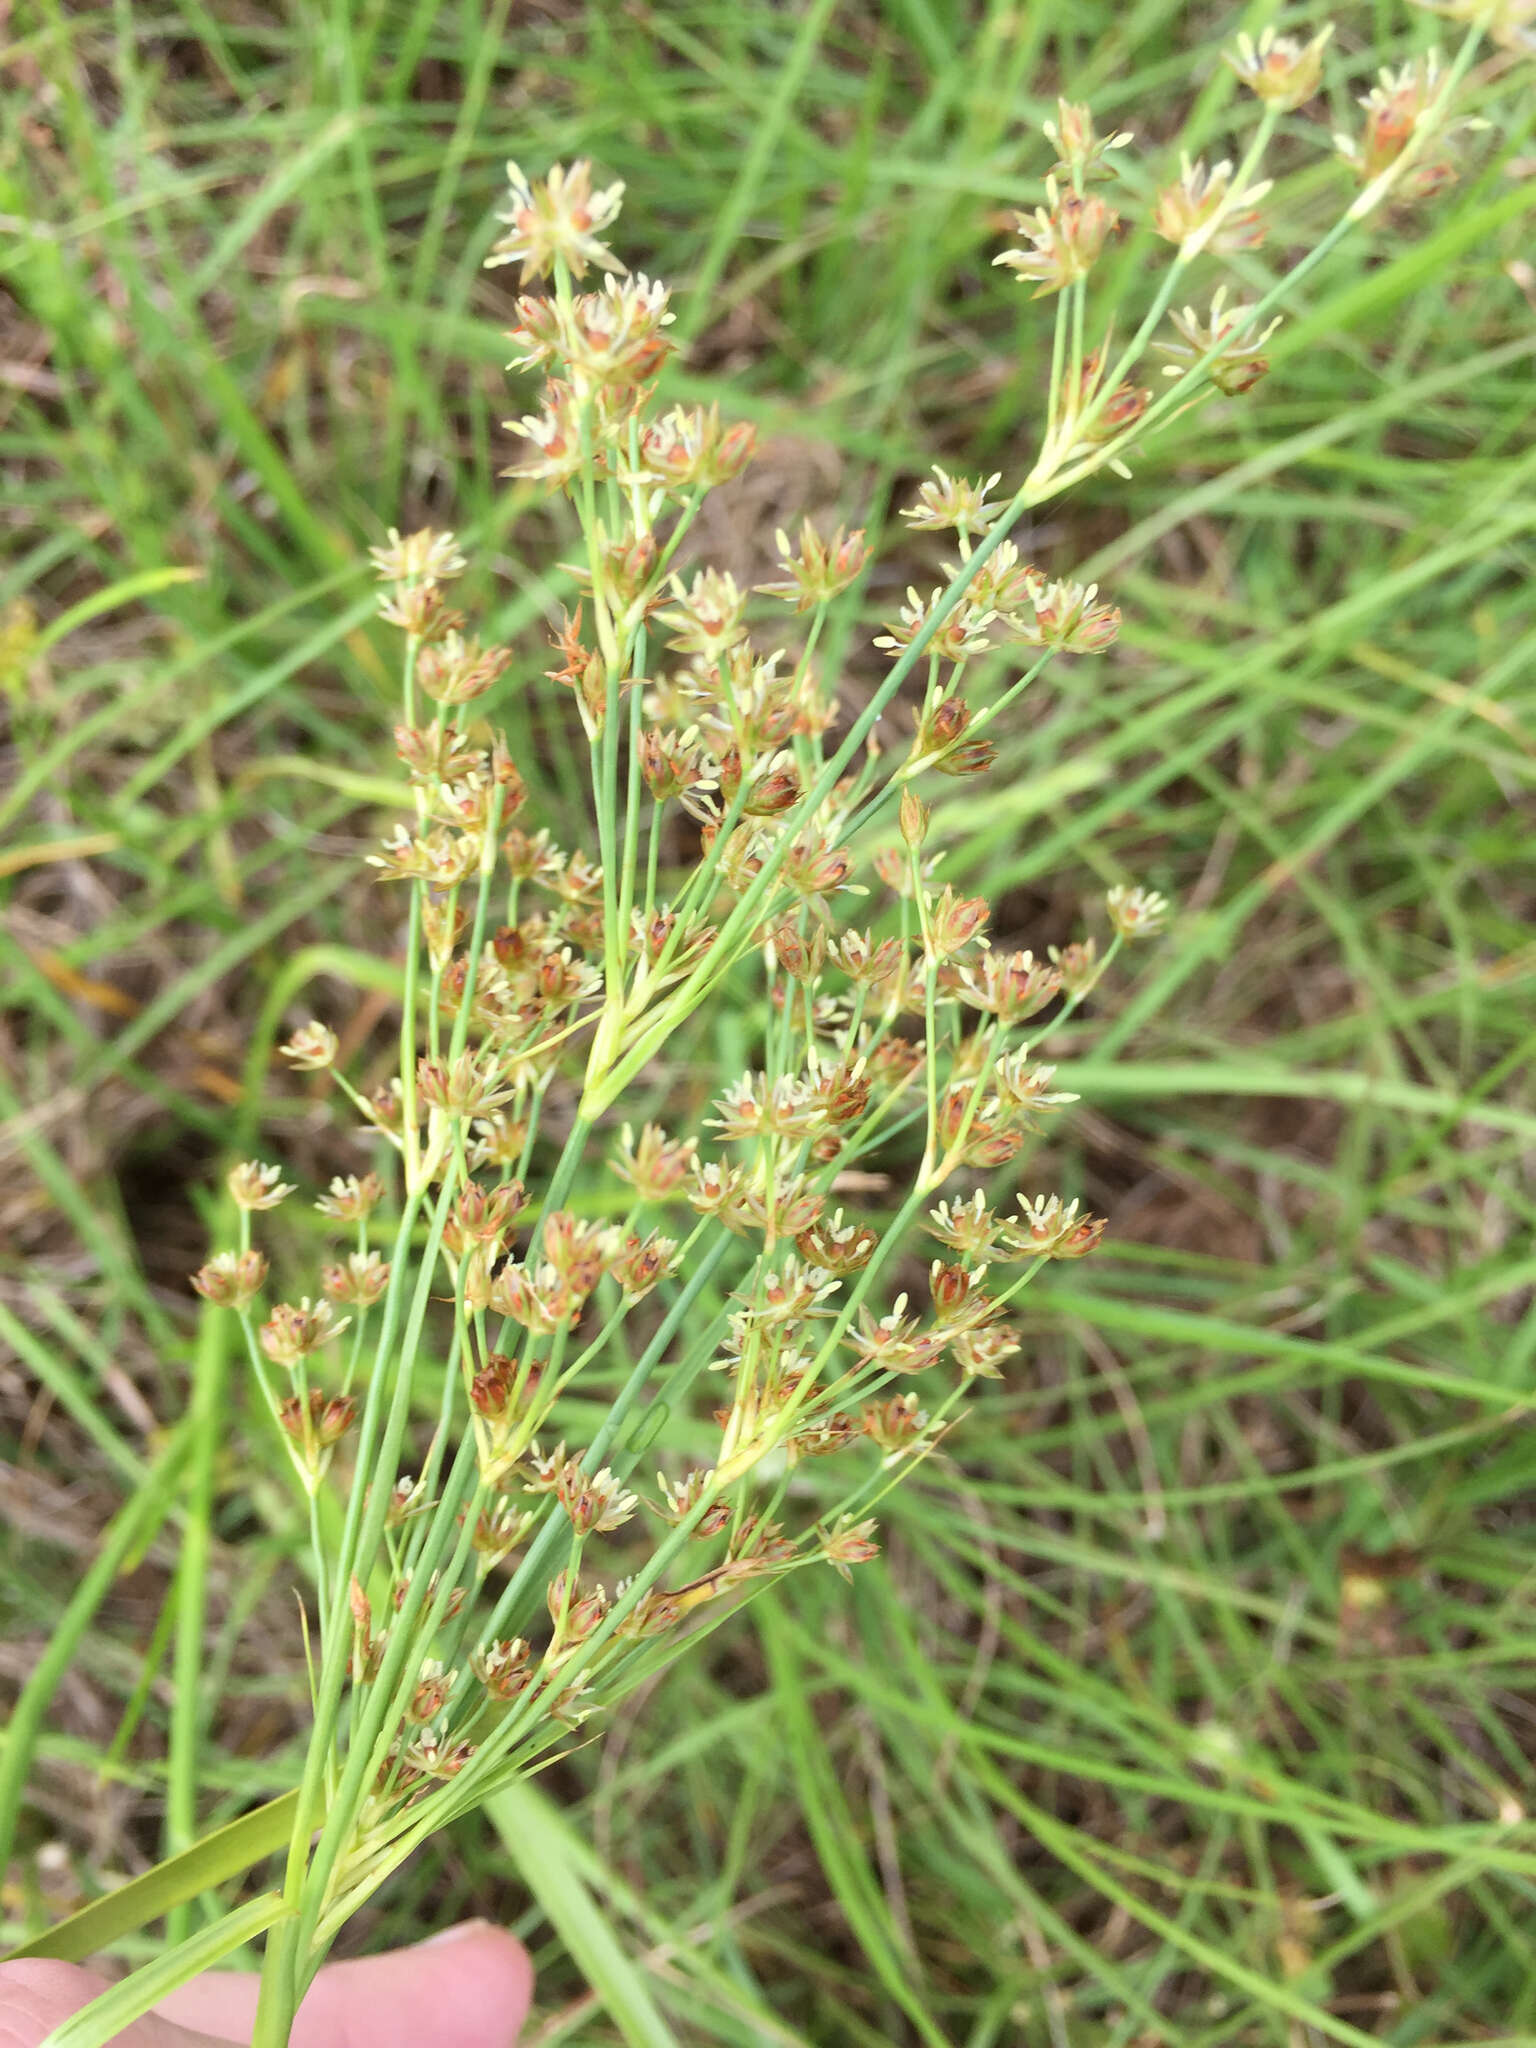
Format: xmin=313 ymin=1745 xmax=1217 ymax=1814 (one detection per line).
xmin=34 ymin=19 xmax=1506 ymax=2041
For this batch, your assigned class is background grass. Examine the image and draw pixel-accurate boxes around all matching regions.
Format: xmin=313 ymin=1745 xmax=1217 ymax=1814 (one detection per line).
xmin=4 ymin=0 xmax=1536 ymax=2041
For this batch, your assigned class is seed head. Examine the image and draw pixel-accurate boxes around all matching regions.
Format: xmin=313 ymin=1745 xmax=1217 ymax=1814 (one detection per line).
xmin=443 ymin=1179 xmax=528 ymax=1255
xmin=898 ymin=787 xmax=930 ymax=849
xmin=928 ymin=1191 xmax=1005 ymax=1260
xmin=416 ymin=631 xmax=513 ymax=706
xmin=661 ymin=567 xmax=751 ymax=664
xmin=911 ymin=692 xmax=976 ymax=772
xmin=1064 ymin=351 xmax=1152 ymax=455
xmin=546 ymin=1569 xmax=610 ymax=1651
xmin=638 ymin=726 xmax=715 ymax=805
xmin=191 ymin=1248 xmax=268 ymax=1310
xmin=735 ymin=1173 xmax=825 ymax=1245
xmin=796 ymin=1210 xmax=878 ymax=1275
xmin=861 ymin=1392 xmax=928 ymax=1454
xmin=936 ymin=1087 xmax=1023 ymax=1170
xmin=321 ymin=1250 xmax=391 ymax=1306
xmin=765 ymin=919 xmax=828 ymax=982
xmin=784 ymin=1413 xmax=856 ymax=1468
xmin=994 ymin=183 xmax=1120 ymax=298
xmin=757 ymin=520 xmax=870 ymax=610
xmin=385 ymin=1476 xmax=434 ymax=1531
xmin=368 ymin=822 xmax=482 ymax=887
xmin=733 ymin=1258 xmax=840 ymax=1335
xmin=742 ymin=754 xmax=802 ymax=818
xmin=780 ymin=833 xmax=855 ymax=912
xmin=469 ymin=1352 xmax=521 ymax=1423
xmin=368 ymin=527 xmax=466 ymax=584
xmin=1043 ymin=99 xmax=1134 ymax=182
xmin=406 ymin=1660 xmax=455 ymax=1726
xmin=954 ymin=1325 xmax=1023 ymax=1379
xmin=488 ymin=159 xmax=626 ymax=284
xmin=376 ymin=579 xmax=462 ymax=638
xmin=417 ymin=1051 xmax=517 ymax=1120
xmin=709 ymin=1071 xmax=818 ymax=1143
xmin=811 ymin=1058 xmax=870 ymax=1127
xmin=1016 ymin=578 xmax=1120 ymax=655
xmin=991 ymin=1049 xmax=1077 ymax=1120
xmin=514 ymin=272 xmax=675 ymax=388
xmin=929 ymin=1259 xmax=991 ymax=1325
xmin=958 ymin=947 xmax=1061 ymax=1024
xmin=402 ymin=1726 xmax=475 ymax=1781
xmin=503 ymin=378 xmax=590 ymax=487
xmin=1006 ymin=1194 xmax=1105 ymax=1260
xmin=556 ymin=1458 xmax=639 ymax=1536
xmin=469 ymin=1112 xmax=530 ymax=1172
xmin=228 ymin=1161 xmax=295 ymax=1211
xmin=1153 ymin=155 xmax=1271 ymax=255
xmin=926 ymin=884 xmax=991 ymax=962
xmin=611 ymin=1123 xmax=697 ymax=1200
xmin=900 ymin=465 xmax=1004 ymax=540
xmin=259 ymin=1297 xmax=351 ymax=1367
xmin=471 ymin=1637 xmax=531 ymax=1700
xmin=1106 ymin=883 xmax=1170 ymax=939
xmin=280 ymin=1392 xmax=358 ymax=1474
xmin=492 ymin=1264 xmax=571 ymax=1335
xmin=655 ymin=1467 xmax=729 ymax=1532
xmin=874 ymin=585 xmax=993 ymax=664
xmin=1336 ymin=52 xmax=1477 ymax=200
xmin=819 ymin=1516 xmax=881 ymax=1582
xmin=848 ymin=1299 xmax=946 ymax=1374
xmin=1049 ymin=938 xmax=1100 ymax=999
xmin=612 ymin=1230 xmax=679 ymax=1298
xmin=1223 ymin=24 xmax=1333 ymax=110
xmin=635 ymin=403 xmax=756 ymax=491
xmin=687 ymin=1158 xmax=750 ymax=1225
xmin=831 ymin=931 xmax=905 ymax=993
xmin=727 ymin=1517 xmax=799 ymax=1573
xmin=278 ymin=1389 xmax=357 ymax=1457
xmin=278 ymin=1019 xmax=339 ymax=1070
xmin=1159 ymin=288 xmax=1282 ymax=397
xmin=468 ymin=1502 xmax=535 ymax=1564
xmin=540 ymin=1211 xmax=616 ymax=1296
xmin=615 ymin=1585 xmax=687 ymax=1639
xmin=401 ymin=723 xmax=485 ymax=786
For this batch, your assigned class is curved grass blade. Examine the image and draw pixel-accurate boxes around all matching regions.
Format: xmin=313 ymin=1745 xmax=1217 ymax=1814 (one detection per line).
xmin=8 ymin=1793 xmax=299 ymax=1964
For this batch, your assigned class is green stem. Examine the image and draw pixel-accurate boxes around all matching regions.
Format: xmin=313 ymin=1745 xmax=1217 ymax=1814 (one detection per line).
xmin=164 ymin=1201 xmax=237 ymax=1941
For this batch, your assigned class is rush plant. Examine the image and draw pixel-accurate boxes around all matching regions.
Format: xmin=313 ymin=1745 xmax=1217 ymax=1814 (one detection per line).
xmin=21 ymin=12 xmax=1513 ymax=2043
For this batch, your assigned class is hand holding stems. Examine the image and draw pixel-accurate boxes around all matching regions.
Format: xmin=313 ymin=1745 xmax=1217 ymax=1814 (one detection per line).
xmin=0 ymin=1924 xmax=529 ymax=2048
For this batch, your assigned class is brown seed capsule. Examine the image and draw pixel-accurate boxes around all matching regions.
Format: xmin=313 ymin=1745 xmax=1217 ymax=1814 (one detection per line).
xmin=820 ymin=1517 xmax=881 ymax=1581
xmin=797 ymin=1214 xmax=878 ymax=1274
xmin=471 ymin=1637 xmax=531 ymax=1700
xmin=469 ymin=1351 xmax=519 ymax=1421
xmin=191 ymin=1248 xmax=268 ymax=1310
xmin=408 ymin=1663 xmax=454 ymax=1724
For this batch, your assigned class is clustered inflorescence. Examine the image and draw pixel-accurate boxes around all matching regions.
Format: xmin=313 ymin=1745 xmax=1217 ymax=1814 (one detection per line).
xmin=174 ymin=24 xmax=1498 ymax=2030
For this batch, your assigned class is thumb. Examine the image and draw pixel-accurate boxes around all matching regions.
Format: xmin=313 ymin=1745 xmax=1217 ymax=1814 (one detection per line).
xmin=155 ymin=1922 xmax=533 ymax=2048
xmin=0 ymin=1958 xmax=221 ymax=2048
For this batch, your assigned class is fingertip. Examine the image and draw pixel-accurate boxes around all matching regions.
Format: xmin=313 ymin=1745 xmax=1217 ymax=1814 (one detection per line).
xmin=0 ymin=1958 xmax=105 ymax=2046
xmin=407 ymin=1923 xmax=534 ymax=2046
xmin=1 ymin=1959 xmax=212 ymax=2048
xmin=290 ymin=1922 xmax=534 ymax=2048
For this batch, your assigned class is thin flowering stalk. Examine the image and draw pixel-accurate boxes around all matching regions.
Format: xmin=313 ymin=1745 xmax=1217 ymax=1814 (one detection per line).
xmin=1078 ymin=103 xmax=1283 ymax=452
xmin=1055 ymin=22 xmax=1489 ymax=495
